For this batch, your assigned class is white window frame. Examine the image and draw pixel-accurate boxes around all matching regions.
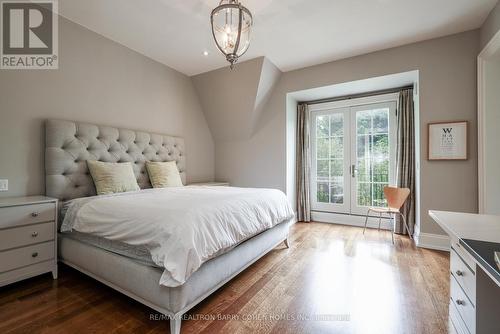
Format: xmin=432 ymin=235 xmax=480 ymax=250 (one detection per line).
xmin=349 ymin=101 xmax=397 ymax=215
xmin=309 ymin=93 xmax=398 ymax=216
xmin=310 ymin=107 xmax=351 ymax=213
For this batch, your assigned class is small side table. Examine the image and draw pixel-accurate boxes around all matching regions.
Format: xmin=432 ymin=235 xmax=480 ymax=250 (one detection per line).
xmin=0 ymin=196 xmax=58 ymax=287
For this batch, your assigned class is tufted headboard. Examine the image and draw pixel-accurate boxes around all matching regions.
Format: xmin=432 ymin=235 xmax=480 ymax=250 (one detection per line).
xmin=45 ymin=119 xmax=186 ymax=201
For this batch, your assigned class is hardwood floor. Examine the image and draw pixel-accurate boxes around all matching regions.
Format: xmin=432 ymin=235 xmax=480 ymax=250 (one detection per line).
xmin=0 ymin=223 xmax=450 ymax=334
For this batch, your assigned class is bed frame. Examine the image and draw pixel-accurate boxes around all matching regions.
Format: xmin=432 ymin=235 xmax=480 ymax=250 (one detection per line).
xmin=45 ymin=120 xmax=292 ymax=333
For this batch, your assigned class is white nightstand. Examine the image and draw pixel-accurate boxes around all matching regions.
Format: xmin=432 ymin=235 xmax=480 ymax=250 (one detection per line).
xmin=189 ymin=182 xmax=230 ymax=187
xmin=0 ymin=196 xmax=58 ymax=287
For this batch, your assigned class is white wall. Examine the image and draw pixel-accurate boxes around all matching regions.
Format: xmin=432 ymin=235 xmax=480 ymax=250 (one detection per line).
xmin=481 ymin=0 xmax=500 ymax=50
xmin=483 ymin=58 xmax=500 ymax=214
xmin=0 ymin=17 xmax=215 ymax=197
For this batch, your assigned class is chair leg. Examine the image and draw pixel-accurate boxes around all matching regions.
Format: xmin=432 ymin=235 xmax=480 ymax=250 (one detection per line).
xmin=284 ymin=236 xmax=291 ymax=248
xmin=391 ymin=214 xmax=395 ymax=244
xmin=363 ymin=209 xmax=371 ymax=234
xmin=399 ymin=213 xmax=412 ymax=240
xmin=378 ymin=213 xmax=382 ymax=231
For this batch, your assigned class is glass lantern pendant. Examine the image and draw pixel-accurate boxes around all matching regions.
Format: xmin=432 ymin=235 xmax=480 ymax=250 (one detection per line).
xmin=211 ymin=0 xmax=253 ymax=69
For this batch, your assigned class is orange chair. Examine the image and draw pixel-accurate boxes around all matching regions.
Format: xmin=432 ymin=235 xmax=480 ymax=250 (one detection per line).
xmin=363 ymin=186 xmax=411 ymax=243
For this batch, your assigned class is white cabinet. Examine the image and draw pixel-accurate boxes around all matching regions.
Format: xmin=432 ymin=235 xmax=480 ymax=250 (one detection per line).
xmin=0 ymin=196 xmax=58 ymax=287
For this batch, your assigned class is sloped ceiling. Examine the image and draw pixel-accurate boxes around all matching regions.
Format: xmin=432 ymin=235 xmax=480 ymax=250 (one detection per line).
xmin=192 ymin=57 xmax=282 ymax=141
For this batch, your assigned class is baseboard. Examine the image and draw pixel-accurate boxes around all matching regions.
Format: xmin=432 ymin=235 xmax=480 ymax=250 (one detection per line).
xmin=414 ymin=232 xmax=450 ymax=251
xmin=311 ymin=211 xmax=392 ymax=230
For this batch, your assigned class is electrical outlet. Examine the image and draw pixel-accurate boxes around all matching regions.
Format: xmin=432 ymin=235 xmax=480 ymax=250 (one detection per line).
xmin=0 ymin=179 xmax=8 ymax=191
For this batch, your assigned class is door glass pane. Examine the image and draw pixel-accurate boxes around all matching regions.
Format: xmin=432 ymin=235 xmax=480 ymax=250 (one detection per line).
xmin=317 ymin=115 xmax=329 ymax=137
xmin=356 ymin=111 xmax=371 ymax=135
xmin=372 ymin=183 xmax=386 ymax=207
xmin=330 ymin=114 xmax=344 ymax=136
xmin=330 ymin=162 xmax=344 ymax=204
xmin=357 ymin=158 xmax=370 ymax=182
xmin=317 ymin=182 xmax=329 ymax=203
xmin=373 ymin=134 xmax=389 ymax=158
xmin=317 ymin=138 xmax=329 ymax=159
xmin=315 ymin=112 xmax=345 ymax=206
xmin=330 ymin=159 xmax=343 ymax=176
xmin=330 ymin=137 xmax=343 ymax=158
xmin=357 ymin=182 xmax=372 ymax=207
xmin=317 ymin=160 xmax=329 ymax=178
xmin=355 ymin=108 xmax=390 ymax=208
xmin=357 ymin=135 xmax=370 ymax=158
xmin=330 ymin=182 xmax=343 ymax=204
xmin=373 ymin=109 xmax=389 ymax=133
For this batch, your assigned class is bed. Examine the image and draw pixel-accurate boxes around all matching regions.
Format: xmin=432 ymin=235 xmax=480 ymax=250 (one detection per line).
xmin=45 ymin=119 xmax=294 ymax=334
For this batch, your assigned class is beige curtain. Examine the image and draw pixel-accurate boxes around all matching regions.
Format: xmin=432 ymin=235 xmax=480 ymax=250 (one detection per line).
xmin=395 ymin=88 xmax=415 ymax=235
xmin=296 ymin=103 xmax=311 ymax=222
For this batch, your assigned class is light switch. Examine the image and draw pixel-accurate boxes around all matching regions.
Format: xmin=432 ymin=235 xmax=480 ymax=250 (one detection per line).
xmin=0 ymin=179 xmax=8 ymax=191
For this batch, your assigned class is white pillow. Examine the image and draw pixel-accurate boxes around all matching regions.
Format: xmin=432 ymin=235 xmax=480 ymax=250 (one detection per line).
xmin=146 ymin=161 xmax=184 ymax=188
xmin=87 ymin=161 xmax=140 ymax=195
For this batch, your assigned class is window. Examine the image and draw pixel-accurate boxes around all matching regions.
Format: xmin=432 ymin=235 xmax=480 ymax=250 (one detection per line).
xmin=310 ymin=94 xmax=397 ymax=215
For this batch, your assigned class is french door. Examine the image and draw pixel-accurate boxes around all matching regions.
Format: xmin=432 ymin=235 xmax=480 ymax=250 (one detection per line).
xmin=310 ymin=97 xmax=397 ymax=216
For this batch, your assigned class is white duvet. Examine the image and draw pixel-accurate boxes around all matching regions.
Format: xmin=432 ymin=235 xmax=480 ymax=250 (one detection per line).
xmin=61 ymin=186 xmax=294 ymax=287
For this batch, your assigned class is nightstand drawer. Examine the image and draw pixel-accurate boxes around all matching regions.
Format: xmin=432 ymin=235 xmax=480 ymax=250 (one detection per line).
xmin=0 ymin=241 xmax=54 ymax=273
xmin=451 ymin=247 xmax=476 ymax=304
xmin=0 ymin=203 xmax=55 ymax=229
xmin=450 ymin=275 xmax=475 ymax=334
xmin=0 ymin=222 xmax=55 ymax=251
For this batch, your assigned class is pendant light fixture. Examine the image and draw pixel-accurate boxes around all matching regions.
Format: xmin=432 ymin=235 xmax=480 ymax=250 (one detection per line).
xmin=210 ymin=0 xmax=253 ymax=69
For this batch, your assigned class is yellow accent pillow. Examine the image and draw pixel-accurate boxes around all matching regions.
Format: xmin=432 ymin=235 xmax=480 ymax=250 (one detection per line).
xmin=146 ymin=161 xmax=184 ymax=188
xmin=87 ymin=161 xmax=140 ymax=195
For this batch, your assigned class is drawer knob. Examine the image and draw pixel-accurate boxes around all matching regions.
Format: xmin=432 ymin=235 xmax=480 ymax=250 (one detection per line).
xmin=456 ymin=299 xmax=465 ymax=306
xmin=31 ymin=231 xmax=39 ymax=238
xmin=31 ymin=252 xmax=38 ymax=258
xmin=455 ymin=270 xmax=464 ymax=276
xmin=31 ymin=212 xmax=39 ymax=217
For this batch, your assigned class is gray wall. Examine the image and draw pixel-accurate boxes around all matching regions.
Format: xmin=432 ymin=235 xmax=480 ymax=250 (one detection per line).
xmin=0 ymin=17 xmax=215 ymax=197
xmin=481 ymin=0 xmax=500 ymax=50
xmin=201 ymin=30 xmax=479 ymax=235
xmin=192 ymin=57 xmax=281 ymax=143
xmin=192 ymin=57 xmax=264 ymax=142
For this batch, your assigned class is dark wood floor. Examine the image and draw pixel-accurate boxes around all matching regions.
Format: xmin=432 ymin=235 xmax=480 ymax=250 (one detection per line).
xmin=0 ymin=223 xmax=450 ymax=334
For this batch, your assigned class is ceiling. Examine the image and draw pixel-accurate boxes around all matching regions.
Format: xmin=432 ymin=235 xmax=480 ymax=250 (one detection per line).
xmin=59 ymin=0 xmax=498 ymax=76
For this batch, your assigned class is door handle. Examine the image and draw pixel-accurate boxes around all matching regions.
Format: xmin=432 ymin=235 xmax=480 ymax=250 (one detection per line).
xmin=351 ymin=164 xmax=356 ymax=178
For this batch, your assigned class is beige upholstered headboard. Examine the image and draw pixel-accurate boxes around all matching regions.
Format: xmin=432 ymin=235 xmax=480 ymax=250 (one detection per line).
xmin=45 ymin=119 xmax=186 ymax=201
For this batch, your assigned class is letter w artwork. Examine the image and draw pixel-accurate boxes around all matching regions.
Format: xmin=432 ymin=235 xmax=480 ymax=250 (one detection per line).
xmin=440 ymin=127 xmax=455 ymax=153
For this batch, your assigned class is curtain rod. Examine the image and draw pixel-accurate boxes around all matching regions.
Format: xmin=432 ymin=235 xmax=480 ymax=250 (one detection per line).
xmin=299 ymin=85 xmax=414 ymax=106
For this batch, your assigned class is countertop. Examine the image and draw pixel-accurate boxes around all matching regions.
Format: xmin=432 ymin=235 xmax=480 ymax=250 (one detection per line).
xmin=429 ymin=210 xmax=500 ymax=287
xmin=460 ymin=238 xmax=500 ymax=285
xmin=428 ymin=211 xmax=500 ymax=243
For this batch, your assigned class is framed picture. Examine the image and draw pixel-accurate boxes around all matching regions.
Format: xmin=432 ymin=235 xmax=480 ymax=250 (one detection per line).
xmin=428 ymin=121 xmax=468 ymax=160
